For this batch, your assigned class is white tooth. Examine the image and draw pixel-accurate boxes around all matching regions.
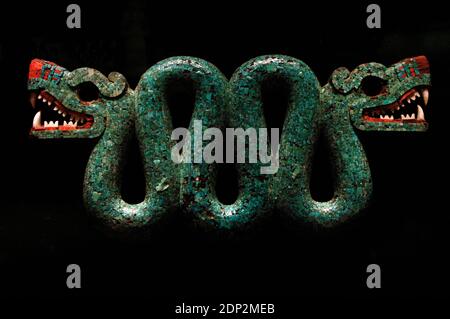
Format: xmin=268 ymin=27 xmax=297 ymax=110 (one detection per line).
xmin=63 ymin=121 xmax=68 ymax=126
xmin=68 ymin=121 xmax=74 ymax=126
xmin=30 ymin=93 xmax=37 ymax=108
xmin=379 ymin=115 xmax=383 ymax=119
xmin=411 ymin=95 xmax=416 ymax=101
xmin=43 ymin=98 xmax=47 ymax=103
xmin=38 ymin=95 xmax=42 ymax=100
xmin=62 ymin=112 xmax=67 ymax=117
xmin=415 ymin=92 xmax=420 ymax=98
xmin=390 ymin=115 xmax=394 ymax=120
xmin=417 ymin=105 xmax=425 ymax=121
xmin=402 ymin=104 xmax=405 ymax=108
xmin=48 ymin=101 xmax=52 ymax=106
xmin=32 ymin=111 xmax=42 ymax=128
xmin=411 ymin=113 xmax=416 ymax=120
xmin=406 ymin=114 xmax=411 ymax=120
xmin=53 ymin=107 xmax=58 ymax=111
xmin=44 ymin=121 xmax=49 ymax=128
xmin=54 ymin=121 xmax=59 ymax=126
xmin=407 ymin=98 xmax=411 ymax=103
xmin=58 ymin=110 xmax=62 ymax=114
xmin=422 ymin=89 xmax=429 ymax=105
xmin=396 ymin=106 xmax=400 ymax=110
xmin=401 ymin=115 xmax=406 ymax=120
xmin=74 ymin=121 xmax=78 ymax=126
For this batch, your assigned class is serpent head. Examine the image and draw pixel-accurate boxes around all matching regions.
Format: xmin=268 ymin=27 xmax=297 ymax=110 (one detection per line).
xmin=28 ymin=59 xmax=129 ymax=138
xmin=328 ymin=56 xmax=431 ymax=131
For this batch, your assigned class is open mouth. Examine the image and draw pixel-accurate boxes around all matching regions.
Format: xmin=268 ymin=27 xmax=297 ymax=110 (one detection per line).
xmin=30 ymin=90 xmax=94 ymax=131
xmin=362 ymin=86 xmax=429 ymax=123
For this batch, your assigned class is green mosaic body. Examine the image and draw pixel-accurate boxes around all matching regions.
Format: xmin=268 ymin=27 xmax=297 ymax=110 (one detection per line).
xmin=27 ymin=55 xmax=431 ymax=232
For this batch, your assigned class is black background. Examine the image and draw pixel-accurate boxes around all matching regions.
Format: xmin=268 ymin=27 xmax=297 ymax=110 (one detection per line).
xmin=0 ymin=0 xmax=448 ymax=306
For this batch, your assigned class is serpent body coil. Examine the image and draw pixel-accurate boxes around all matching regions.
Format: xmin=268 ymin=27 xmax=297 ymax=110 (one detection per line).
xmin=27 ymin=55 xmax=431 ymax=233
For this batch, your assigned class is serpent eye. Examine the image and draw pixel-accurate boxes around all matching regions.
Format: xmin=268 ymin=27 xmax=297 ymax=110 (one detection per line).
xmin=76 ymin=82 xmax=100 ymax=103
xmin=361 ymin=76 xmax=387 ymax=97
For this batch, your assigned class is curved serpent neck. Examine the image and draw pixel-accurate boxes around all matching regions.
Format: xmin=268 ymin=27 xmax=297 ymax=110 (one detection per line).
xmin=317 ymin=84 xmax=373 ymax=224
xmin=273 ymin=82 xmax=372 ymax=226
xmin=82 ymin=88 xmax=171 ymax=232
